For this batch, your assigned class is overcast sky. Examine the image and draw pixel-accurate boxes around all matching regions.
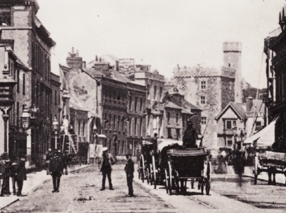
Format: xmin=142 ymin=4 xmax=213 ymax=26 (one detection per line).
xmin=37 ymin=0 xmax=285 ymax=88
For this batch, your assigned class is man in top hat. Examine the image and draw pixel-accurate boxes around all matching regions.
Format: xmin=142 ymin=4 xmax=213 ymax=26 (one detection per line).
xmin=124 ymin=154 xmax=134 ymax=197
xmin=183 ymin=120 xmax=198 ymax=148
xmin=100 ymin=147 xmax=115 ymax=191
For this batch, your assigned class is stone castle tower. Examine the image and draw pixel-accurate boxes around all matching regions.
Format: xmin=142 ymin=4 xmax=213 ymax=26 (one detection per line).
xmin=168 ymin=42 xmax=242 ymax=149
xmin=223 ymin=42 xmax=242 ymax=103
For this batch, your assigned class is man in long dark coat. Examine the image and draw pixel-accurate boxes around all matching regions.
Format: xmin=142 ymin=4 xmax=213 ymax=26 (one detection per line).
xmin=16 ymin=158 xmax=27 ymax=196
xmin=124 ymin=154 xmax=134 ymax=197
xmin=49 ymin=151 xmax=64 ymax=193
xmin=183 ymin=121 xmax=198 ymax=148
xmin=100 ymin=147 xmax=115 ymax=190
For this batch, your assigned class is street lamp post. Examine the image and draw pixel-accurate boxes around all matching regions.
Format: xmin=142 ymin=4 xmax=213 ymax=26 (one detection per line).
xmin=0 ymin=78 xmax=16 ymax=156
xmin=52 ymin=117 xmax=59 ymax=151
xmin=0 ymin=73 xmax=16 ymax=195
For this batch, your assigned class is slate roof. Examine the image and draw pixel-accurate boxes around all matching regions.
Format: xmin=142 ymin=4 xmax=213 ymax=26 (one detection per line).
xmin=164 ymin=101 xmax=182 ymax=110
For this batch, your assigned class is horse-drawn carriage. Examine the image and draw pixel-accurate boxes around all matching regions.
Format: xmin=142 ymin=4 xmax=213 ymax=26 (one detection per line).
xmin=137 ymin=139 xmax=154 ymax=184
xmin=139 ymin=138 xmax=211 ymax=195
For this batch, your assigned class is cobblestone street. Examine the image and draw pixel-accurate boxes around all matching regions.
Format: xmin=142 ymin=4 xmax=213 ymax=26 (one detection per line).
xmin=2 ymin=165 xmax=178 ymax=213
xmin=3 ymin=164 xmax=286 ymax=213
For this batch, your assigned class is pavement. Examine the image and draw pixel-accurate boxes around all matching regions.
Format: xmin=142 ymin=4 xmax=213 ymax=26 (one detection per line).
xmin=0 ymin=163 xmax=285 ymax=211
xmin=0 ymin=164 xmax=89 ymax=210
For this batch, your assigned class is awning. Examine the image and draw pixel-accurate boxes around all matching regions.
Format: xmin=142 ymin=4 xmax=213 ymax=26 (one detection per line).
xmin=243 ymin=117 xmax=279 ymax=147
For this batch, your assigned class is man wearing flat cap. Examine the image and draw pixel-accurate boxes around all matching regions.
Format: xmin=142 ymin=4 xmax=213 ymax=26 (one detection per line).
xmin=183 ymin=120 xmax=198 ymax=148
xmin=124 ymin=154 xmax=134 ymax=197
xmin=100 ymin=147 xmax=115 ymax=191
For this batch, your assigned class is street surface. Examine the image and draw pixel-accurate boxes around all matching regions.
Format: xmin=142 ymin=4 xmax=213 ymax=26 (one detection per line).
xmin=212 ymin=175 xmax=286 ymax=210
xmin=1 ymin=164 xmax=285 ymax=213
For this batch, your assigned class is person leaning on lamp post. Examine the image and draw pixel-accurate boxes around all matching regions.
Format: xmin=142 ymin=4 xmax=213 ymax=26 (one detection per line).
xmin=124 ymin=154 xmax=134 ymax=197
xmin=100 ymin=147 xmax=115 ymax=191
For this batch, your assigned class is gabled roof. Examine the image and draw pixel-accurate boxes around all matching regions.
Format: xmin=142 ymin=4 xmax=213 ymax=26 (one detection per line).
xmin=182 ymin=99 xmax=202 ymax=111
xmin=215 ymin=102 xmax=246 ymax=121
xmin=164 ymin=101 xmax=182 ymax=110
xmin=181 ymin=108 xmax=193 ymax=115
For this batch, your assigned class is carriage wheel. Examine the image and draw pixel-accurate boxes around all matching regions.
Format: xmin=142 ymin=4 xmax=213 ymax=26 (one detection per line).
xmin=140 ymin=155 xmax=145 ymax=183
xmin=205 ymin=181 xmax=211 ymax=195
xmin=165 ymin=169 xmax=169 ymax=194
xmin=152 ymin=155 xmax=157 ymax=189
xmin=149 ymin=164 xmax=154 ymax=186
xmin=146 ymin=167 xmax=150 ymax=184
xmin=137 ymin=160 xmax=141 ymax=180
xmin=168 ymin=161 xmax=173 ymax=195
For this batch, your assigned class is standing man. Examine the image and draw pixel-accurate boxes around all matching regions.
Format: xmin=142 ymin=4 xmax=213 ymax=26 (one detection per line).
xmin=124 ymin=154 xmax=134 ymax=197
xmin=10 ymin=159 xmax=18 ymax=195
xmin=0 ymin=157 xmax=11 ymax=196
xmin=49 ymin=151 xmax=64 ymax=193
xmin=183 ymin=121 xmax=198 ymax=148
xmin=100 ymin=147 xmax=115 ymax=191
xmin=15 ymin=158 xmax=27 ymax=196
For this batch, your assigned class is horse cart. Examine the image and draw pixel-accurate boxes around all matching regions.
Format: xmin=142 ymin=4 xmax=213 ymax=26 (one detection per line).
xmin=151 ymin=138 xmax=211 ymax=195
xmin=138 ymin=139 xmax=154 ymax=184
xmin=253 ymin=150 xmax=286 ymax=185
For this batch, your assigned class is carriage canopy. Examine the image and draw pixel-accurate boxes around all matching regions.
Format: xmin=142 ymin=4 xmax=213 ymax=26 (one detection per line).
xmin=157 ymin=139 xmax=183 ymax=153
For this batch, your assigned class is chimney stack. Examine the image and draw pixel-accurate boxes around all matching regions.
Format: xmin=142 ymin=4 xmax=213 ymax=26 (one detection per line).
xmin=246 ymin=96 xmax=253 ymax=112
xmin=115 ymin=60 xmax=119 ymax=71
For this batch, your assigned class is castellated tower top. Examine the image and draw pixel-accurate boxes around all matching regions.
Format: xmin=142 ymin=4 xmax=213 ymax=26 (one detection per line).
xmin=223 ymin=42 xmax=242 ymax=53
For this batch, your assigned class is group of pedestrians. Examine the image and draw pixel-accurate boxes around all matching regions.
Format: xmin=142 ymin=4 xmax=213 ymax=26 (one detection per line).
xmin=99 ymin=147 xmax=135 ymax=197
xmin=0 ymin=154 xmax=27 ymax=197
